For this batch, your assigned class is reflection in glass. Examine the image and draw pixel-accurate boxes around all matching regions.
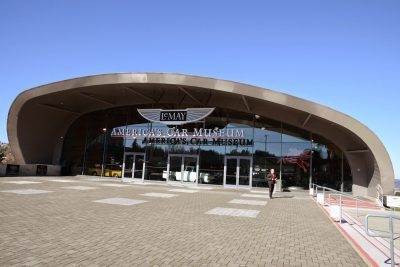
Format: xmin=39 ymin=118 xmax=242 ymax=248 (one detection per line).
xmin=226 ymin=146 xmax=252 ymax=156
xmin=253 ymin=142 xmax=281 ymax=157
xmin=61 ymin=106 xmax=352 ymax=191
xmin=252 ymin=156 xmax=266 ymax=187
xmin=226 ymin=158 xmax=237 ymax=185
xmin=253 ymin=128 xmax=282 ymax=142
xmin=199 ymin=147 xmax=224 ymax=185
xmin=168 ymin=156 xmax=181 ymax=182
xmin=282 ymin=143 xmax=311 ymax=157
xmin=125 ymin=138 xmax=146 ymax=153
xmin=238 ymin=158 xmax=250 ymax=186
xmin=134 ymin=154 xmax=145 ymax=179
xmin=145 ymin=145 xmax=168 ymax=181
xmin=183 ymin=157 xmax=197 ymax=183
xmin=123 ymin=154 xmax=134 ymax=178
xmin=281 ymin=143 xmax=311 ymax=188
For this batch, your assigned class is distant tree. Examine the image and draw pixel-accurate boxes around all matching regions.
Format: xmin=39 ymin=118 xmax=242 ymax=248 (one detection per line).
xmin=0 ymin=143 xmax=15 ymax=164
xmin=0 ymin=144 xmax=6 ymax=163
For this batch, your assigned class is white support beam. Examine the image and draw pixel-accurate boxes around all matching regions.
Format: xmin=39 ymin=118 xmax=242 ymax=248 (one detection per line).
xmin=178 ymin=86 xmax=202 ymax=105
xmin=346 ymin=149 xmax=370 ymax=153
xmin=204 ymin=90 xmax=213 ymax=105
xmin=79 ymin=92 xmax=114 ymax=105
xmin=38 ymin=103 xmax=81 ymax=114
xmin=302 ymin=114 xmax=312 ymax=127
xmin=241 ymin=96 xmax=251 ymax=112
xmin=124 ymin=86 xmax=154 ymax=102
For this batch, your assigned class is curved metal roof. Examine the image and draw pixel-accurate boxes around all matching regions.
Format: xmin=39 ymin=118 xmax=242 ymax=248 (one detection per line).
xmin=7 ymin=73 xmax=395 ymax=195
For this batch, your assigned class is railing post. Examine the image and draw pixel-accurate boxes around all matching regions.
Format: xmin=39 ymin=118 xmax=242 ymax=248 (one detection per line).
xmin=389 ymin=215 xmax=395 ymax=267
xmin=339 ymin=194 xmax=342 ymax=224
xmin=356 ymin=198 xmax=358 ymax=218
xmin=328 ymin=194 xmax=331 ymax=209
xmin=365 ymin=214 xmax=400 ymax=267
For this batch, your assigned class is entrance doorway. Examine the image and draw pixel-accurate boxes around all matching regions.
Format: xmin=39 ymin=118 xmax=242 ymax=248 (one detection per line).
xmin=122 ymin=152 xmax=146 ymax=181
xmin=167 ymin=154 xmax=199 ymax=184
xmin=224 ymin=156 xmax=252 ymax=188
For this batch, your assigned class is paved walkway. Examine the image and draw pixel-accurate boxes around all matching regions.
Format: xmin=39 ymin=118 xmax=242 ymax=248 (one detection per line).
xmin=345 ymin=208 xmax=400 ymax=250
xmin=0 ymin=176 xmax=366 ymax=266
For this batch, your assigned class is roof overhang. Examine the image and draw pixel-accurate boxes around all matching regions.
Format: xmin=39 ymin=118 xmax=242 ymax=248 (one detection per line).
xmin=7 ymin=72 xmax=395 ymax=195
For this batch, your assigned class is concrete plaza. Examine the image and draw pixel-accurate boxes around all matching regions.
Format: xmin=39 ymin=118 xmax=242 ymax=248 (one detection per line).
xmin=0 ymin=176 xmax=367 ymax=266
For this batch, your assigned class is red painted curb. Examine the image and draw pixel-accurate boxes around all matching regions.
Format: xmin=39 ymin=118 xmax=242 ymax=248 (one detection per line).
xmin=315 ymin=197 xmax=379 ymax=267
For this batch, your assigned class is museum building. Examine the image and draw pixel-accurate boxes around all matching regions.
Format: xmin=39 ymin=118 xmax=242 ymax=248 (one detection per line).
xmin=7 ymin=73 xmax=395 ymax=197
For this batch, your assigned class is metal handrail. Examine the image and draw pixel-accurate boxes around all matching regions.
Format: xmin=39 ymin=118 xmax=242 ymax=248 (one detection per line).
xmin=365 ymin=214 xmax=400 ymax=267
xmin=312 ymin=183 xmax=364 ymax=223
xmin=328 ymin=193 xmax=364 ymax=223
xmin=312 ymin=183 xmax=353 ymax=205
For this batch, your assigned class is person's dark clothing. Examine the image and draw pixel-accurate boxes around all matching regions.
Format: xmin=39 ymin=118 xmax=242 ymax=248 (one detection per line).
xmin=266 ymin=173 xmax=277 ymax=198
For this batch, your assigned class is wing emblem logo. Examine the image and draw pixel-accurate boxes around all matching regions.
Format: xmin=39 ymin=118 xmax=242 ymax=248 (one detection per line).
xmin=137 ymin=108 xmax=215 ymax=125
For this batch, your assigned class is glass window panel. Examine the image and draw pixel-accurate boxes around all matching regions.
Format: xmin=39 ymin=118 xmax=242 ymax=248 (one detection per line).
xmin=123 ymin=154 xmax=134 ymax=179
xmin=253 ymin=128 xmax=282 ymax=142
xmin=252 ymin=156 xmax=266 ymax=188
xmin=199 ymin=146 xmax=224 ymax=185
xmin=281 ymin=143 xmax=311 ymax=189
xmin=252 ymin=156 xmax=280 ymax=188
xmin=225 ymin=158 xmax=237 ymax=185
xmin=145 ymin=144 xmax=168 ymax=181
xmin=183 ymin=156 xmax=198 ymax=183
xmin=253 ymin=142 xmax=282 ymax=157
xmin=226 ymin=123 xmax=252 ymax=128
xmin=238 ymin=158 xmax=250 ymax=186
xmin=168 ymin=156 xmax=181 ymax=182
xmin=168 ymin=145 xmax=199 ymax=154
xmin=133 ymin=154 xmax=145 ymax=179
xmin=226 ymin=146 xmax=252 ymax=156
xmin=85 ymin=131 xmax=107 ymax=177
xmin=124 ymin=138 xmax=146 ymax=152
xmin=282 ymin=134 xmax=310 ymax=143
xmin=265 ymin=157 xmax=281 ymax=175
xmin=282 ymin=142 xmax=311 ymax=157
xmin=282 ymin=123 xmax=310 ymax=142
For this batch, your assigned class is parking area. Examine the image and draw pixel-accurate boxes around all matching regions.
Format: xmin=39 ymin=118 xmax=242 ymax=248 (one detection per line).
xmin=0 ymin=176 xmax=366 ymax=266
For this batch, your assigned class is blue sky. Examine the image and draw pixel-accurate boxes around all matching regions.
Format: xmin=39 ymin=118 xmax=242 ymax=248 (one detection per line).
xmin=0 ymin=0 xmax=399 ymax=179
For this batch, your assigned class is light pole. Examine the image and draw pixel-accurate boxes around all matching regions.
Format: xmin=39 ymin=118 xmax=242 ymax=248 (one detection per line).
xmin=264 ymin=134 xmax=268 ymax=155
xmin=309 ymin=139 xmax=313 ymax=190
xmin=341 ymin=151 xmax=344 ymax=192
xmin=101 ymin=127 xmax=107 ymax=177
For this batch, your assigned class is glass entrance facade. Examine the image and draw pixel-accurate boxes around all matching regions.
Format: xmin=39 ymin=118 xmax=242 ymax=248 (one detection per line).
xmin=167 ymin=154 xmax=198 ymax=183
xmin=122 ymin=152 xmax=145 ymax=181
xmin=61 ymin=105 xmax=352 ymax=191
xmin=224 ymin=156 xmax=252 ymax=187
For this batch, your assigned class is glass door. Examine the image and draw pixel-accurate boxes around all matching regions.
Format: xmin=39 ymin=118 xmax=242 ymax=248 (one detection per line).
xmin=183 ymin=157 xmax=197 ymax=182
xmin=122 ymin=153 xmax=146 ymax=181
xmin=168 ymin=156 xmax=182 ymax=182
xmin=224 ymin=156 xmax=252 ymax=188
xmin=167 ymin=154 xmax=199 ymax=184
xmin=225 ymin=158 xmax=237 ymax=186
xmin=133 ymin=154 xmax=145 ymax=179
xmin=123 ymin=154 xmax=134 ymax=179
xmin=238 ymin=158 xmax=251 ymax=186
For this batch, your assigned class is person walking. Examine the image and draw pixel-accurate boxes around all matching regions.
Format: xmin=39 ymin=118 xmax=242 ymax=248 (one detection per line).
xmin=266 ymin=168 xmax=277 ymax=199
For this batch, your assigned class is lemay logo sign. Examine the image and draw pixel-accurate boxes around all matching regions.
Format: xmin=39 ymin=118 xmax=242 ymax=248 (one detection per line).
xmin=137 ymin=108 xmax=215 ymax=125
xmin=110 ymin=108 xmax=254 ymax=146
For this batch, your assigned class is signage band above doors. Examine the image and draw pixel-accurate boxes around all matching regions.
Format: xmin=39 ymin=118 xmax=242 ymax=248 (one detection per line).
xmin=137 ymin=108 xmax=215 ymax=125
